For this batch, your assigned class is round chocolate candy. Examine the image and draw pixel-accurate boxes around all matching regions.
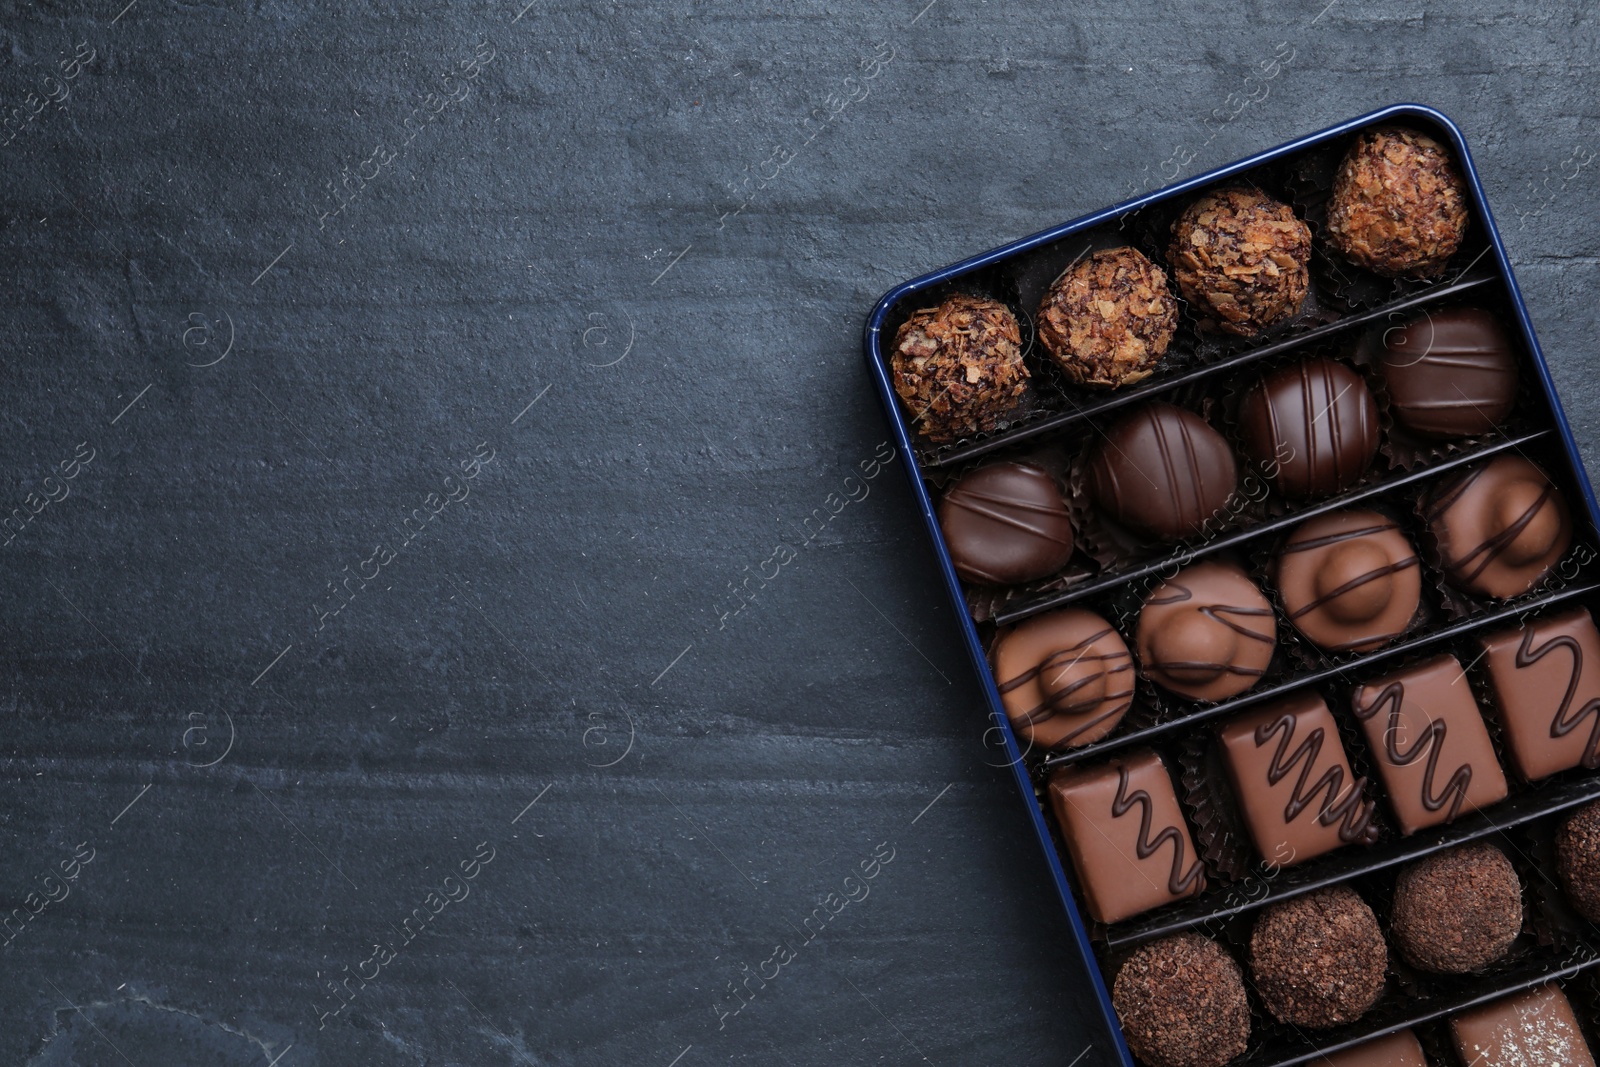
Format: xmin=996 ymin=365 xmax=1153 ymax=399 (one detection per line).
xmin=1167 ymin=187 xmax=1313 ymax=337
xmin=1391 ymin=843 xmax=1522 ymax=974
xmin=1248 ymin=885 xmax=1387 ymax=1029
xmin=1113 ymin=933 xmax=1251 ymax=1067
xmin=1425 ymin=454 xmax=1572 ymax=599
xmin=1557 ymin=800 xmax=1600 ymax=923
xmin=992 ymin=608 xmax=1133 ymax=750
xmin=1137 ymin=560 xmax=1276 ymax=703
xmin=889 ymin=293 xmax=1028 ymax=443
xmin=1380 ymin=307 xmax=1518 ymax=440
xmin=1276 ymin=509 xmax=1421 ymax=654
xmin=1036 ymin=246 xmax=1179 ymax=388
xmin=1327 ymin=126 xmax=1470 ymax=278
xmin=1239 ymin=357 xmax=1378 ymax=499
xmin=937 ymin=462 xmax=1073 ymax=586
xmin=1088 ymin=402 xmax=1238 ymax=542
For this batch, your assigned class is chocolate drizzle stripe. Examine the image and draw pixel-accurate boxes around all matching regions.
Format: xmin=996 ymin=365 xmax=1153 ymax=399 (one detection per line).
xmin=945 ymin=488 xmax=1073 ymax=544
xmin=1516 ymin=629 xmax=1600 ymax=769
xmin=1288 ymin=556 xmax=1420 ymax=620
xmin=1425 ymin=463 xmax=1487 ymax=518
xmin=1110 ymin=766 xmax=1206 ymax=897
xmin=1253 ymin=713 xmax=1377 ymax=843
xmin=1281 ymin=520 xmax=1402 ymax=553
xmin=1450 ymin=483 xmax=1558 ymax=584
xmin=1353 ymin=680 xmax=1473 ymax=821
xmin=1204 ymin=604 xmax=1277 ymax=641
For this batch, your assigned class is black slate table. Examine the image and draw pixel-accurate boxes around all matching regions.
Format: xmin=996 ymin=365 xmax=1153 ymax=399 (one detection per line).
xmin=2 ymin=2 xmax=1597 ymax=1064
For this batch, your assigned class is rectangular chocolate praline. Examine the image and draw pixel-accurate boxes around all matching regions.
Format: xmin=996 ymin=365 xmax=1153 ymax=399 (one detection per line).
xmin=1320 ymin=1029 xmax=1427 ymax=1067
xmin=1351 ymin=654 xmax=1508 ymax=835
xmin=1047 ymin=750 xmax=1205 ymax=924
xmin=1218 ymin=694 xmax=1376 ymax=867
xmin=1480 ymin=606 xmax=1600 ymax=780
xmin=1451 ymin=984 xmax=1597 ymax=1067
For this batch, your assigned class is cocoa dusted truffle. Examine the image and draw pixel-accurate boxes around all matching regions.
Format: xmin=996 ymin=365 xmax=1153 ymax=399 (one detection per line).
xmin=1112 ymin=933 xmax=1251 ymax=1067
xmin=1380 ymin=307 xmax=1519 ymax=440
xmin=937 ymin=462 xmax=1073 ymax=586
xmin=1556 ymin=800 xmax=1600 ymax=923
xmin=890 ymin=293 xmax=1029 ymax=443
xmin=1424 ymin=454 xmax=1572 ymax=599
xmin=1275 ymin=509 xmax=1421 ymax=654
xmin=1239 ymin=357 xmax=1379 ymax=499
xmin=1391 ymin=843 xmax=1522 ymax=974
xmin=1137 ymin=560 xmax=1276 ymax=703
xmin=1036 ymin=247 xmax=1179 ymax=388
xmin=1248 ymin=886 xmax=1387 ymax=1029
xmin=1087 ymin=402 xmax=1238 ymax=542
xmin=1327 ymin=126 xmax=1470 ymax=278
xmin=993 ymin=608 xmax=1134 ymax=750
xmin=1167 ymin=187 xmax=1312 ymax=337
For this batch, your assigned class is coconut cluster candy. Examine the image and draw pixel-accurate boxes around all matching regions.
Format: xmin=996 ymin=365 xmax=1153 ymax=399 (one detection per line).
xmin=1036 ymin=246 xmax=1179 ymax=387
xmin=889 ymin=293 xmax=1029 ymax=443
xmin=1327 ymin=126 xmax=1470 ymax=278
xmin=1168 ymin=187 xmax=1313 ymax=337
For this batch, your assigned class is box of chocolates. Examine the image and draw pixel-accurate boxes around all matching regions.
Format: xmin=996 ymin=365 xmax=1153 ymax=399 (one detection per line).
xmin=863 ymin=104 xmax=1600 ymax=1066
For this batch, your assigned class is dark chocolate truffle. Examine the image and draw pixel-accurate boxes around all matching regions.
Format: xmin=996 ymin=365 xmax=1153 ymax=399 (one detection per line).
xmin=1037 ymin=247 xmax=1179 ymax=388
xmin=1088 ymin=402 xmax=1238 ymax=542
xmin=1276 ymin=509 xmax=1421 ymax=654
xmin=1381 ymin=307 xmax=1519 ymax=440
xmin=1480 ymin=608 xmax=1600 ymax=781
xmin=1239 ymin=357 xmax=1379 ymax=498
xmin=890 ymin=293 xmax=1028 ymax=443
xmin=1327 ymin=126 xmax=1470 ymax=278
xmin=1248 ymin=886 xmax=1387 ymax=1029
xmin=1451 ymin=985 xmax=1598 ymax=1067
xmin=938 ymin=462 xmax=1073 ymax=586
xmin=993 ymin=608 xmax=1133 ymax=750
xmin=1425 ymin=454 xmax=1572 ymax=599
xmin=1048 ymin=750 xmax=1205 ymax=924
xmin=1137 ymin=560 xmax=1276 ymax=703
xmin=1167 ymin=187 xmax=1313 ymax=337
xmin=1112 ymin=933 xmax=1251 ymax=1067
xmin=1391 ymin=843 xmax=1522 ymax=973
xmin=1556 ymin=800 xmax=1600 ymax=923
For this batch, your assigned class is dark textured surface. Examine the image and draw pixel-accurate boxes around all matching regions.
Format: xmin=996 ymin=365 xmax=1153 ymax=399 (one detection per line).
xmin=0 ymin=2 xmax=1596 ymax=1065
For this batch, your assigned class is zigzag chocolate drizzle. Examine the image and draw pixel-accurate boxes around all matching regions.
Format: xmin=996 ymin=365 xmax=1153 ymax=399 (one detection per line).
xmin=1516 ymin=628 xmax=1600 ymax=768
xmin=1110 ymin=765 xmax=1206 ymax=896
xmin=1254 ymin=712 xmax=1377 ymax=843
xmin=1353 ymin=680 xmax=1473 ymax=822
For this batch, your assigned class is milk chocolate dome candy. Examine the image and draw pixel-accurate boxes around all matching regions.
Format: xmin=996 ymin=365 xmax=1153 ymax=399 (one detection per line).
xmin=1036 ymin=246 xmax=1179 ymax=387
xmin=1137 ymin=560 xmax=1276 ymax=703
xmin=1167 ymin=187 xmax=1312 ymax=337
xmin=1112 ymin=933 xmax=1251 ymax=1067
xmin=1275 ymin=509 xmax=1421 ymax=654
xmin=1249 ymin=886 xmax=1387 ymax=1029
xmin=937 ymin=462 xmax=1073 ymax=586
xmin=1239 ymin=357 xmax=1379 ymax=499
xmin=1426 ymin=455 xmax=1572 ymax=600
xmin=1391 ymin=843 xmax=1522 ymax=974
xmin=1327 ymin=126 xmax=1470 ymax=278
xmin=992 ymin=608 xmax=1133 ymax=750
xmin=1380 ymin=307 xmax=1519 ymax=440
xmin=1087 ymin=402 xmax=1238 ymax=542
xmin=889 ymin=293 xmax=1028 ymax=443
